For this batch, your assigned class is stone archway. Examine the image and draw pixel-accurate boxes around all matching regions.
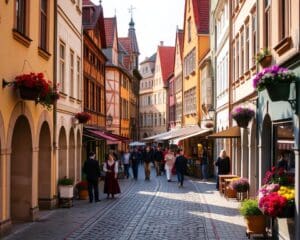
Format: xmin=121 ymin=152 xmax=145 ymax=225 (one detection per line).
xmin=259 ymin=115 xmax=272 ymax=186
xmin=76 ymin=129 xmax=81 ymax=181
xmin=58 ymin=127 xmax=67 ymax=179
xmin=68 ymin=128 xmax=75 ymax=181
xmin=38 ymin=122 xmax=51 ymax=209
xmin=11 ymin=116 xmax=32 ymax=221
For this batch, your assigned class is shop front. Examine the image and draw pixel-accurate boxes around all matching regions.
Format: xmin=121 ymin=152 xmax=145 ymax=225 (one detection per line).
xmin=257 ymin=59 xmax=300 ymax=239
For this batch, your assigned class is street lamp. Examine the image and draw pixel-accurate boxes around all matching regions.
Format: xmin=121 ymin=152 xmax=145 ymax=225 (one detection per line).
xmin=106 ymin=114 xmax=113 ymax=127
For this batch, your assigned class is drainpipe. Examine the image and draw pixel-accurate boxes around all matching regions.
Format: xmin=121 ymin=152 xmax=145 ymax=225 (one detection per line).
xmin=53 ymin=0 xmax=58 ymax=199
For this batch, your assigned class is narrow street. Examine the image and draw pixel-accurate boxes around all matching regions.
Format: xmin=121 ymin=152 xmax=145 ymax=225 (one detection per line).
xmin=5 ymin=167 xmax=248 ymax=240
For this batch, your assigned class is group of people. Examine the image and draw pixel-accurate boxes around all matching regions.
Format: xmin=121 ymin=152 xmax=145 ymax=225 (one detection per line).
xmin=83 ymin=151 xmax=120 ymax=203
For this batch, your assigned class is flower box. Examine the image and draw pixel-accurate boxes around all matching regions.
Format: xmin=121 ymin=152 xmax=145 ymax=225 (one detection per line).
xmin=75 ymin=112 xmax=91 ymax=124
xmin=253 ymin=65 xmax=297 ymax=102
xmin=19 ymin=86 xmax=41 ymax=101
xmin=59 ymin=185 xmax=73 ymax=198
xmin=259 ymin=55 xmax=272 ymax=68
xmin=231 ymin=106 xmax=255 ymax=128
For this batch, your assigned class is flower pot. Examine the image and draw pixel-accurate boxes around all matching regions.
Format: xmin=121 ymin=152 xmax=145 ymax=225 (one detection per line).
xmin=265 ymin=82 xmax=290 ymax=102
xmin=19 ymin=86 xmax=41 ymax=101
xmin=245 ymin=215 xmax=266 ymax=234
xmin=259 ymin=55 xmax=272 ymax=68
xmin=59 ymin=185 xmax=73 ymax=198
xmin=235 ymin=118 xmax=250 ymax=128
xmin=225 ymin=186 xmax=237 ymax=198
xmin=79 ymin=190 xmax=89 ymax=200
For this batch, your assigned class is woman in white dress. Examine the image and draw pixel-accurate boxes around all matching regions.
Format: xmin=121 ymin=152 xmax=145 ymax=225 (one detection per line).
xmin=164 ymin=149 xmax=175 ymax=182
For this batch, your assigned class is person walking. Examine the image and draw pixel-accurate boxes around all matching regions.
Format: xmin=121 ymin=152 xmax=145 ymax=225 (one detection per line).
xmin=154 ymin=146 xmax=164 ymax=176
xmin=121 ymin=149 xmax=131 ymax=179
xmin=164 ymin=149 xmax=175 ymax=182
xmin=214 ymin=149 xmax=230 ymax=190
xmin=130 ymin=147 xmax=140 ymax=180
xmin=83 ymin=151 xmax=101 ymax=203
xmin=143 ymin=146 xmax=153 ymax=180
xmin=175 ymin=149 xmax=187 ymax=187
xmin=103 ymin=153 xmax=121 ymax=199
xmin=201 ymin=147 xmax=209 ymax=181
xmin=277 ymin=153 xmax=288 ymax=170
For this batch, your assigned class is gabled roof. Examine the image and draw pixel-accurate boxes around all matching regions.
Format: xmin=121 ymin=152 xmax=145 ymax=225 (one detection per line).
xmin=104 ymin=17 xmax=117 ymax=48
xmin=118 ymin=37 xmax=132 ymax=53
xmin=82 ymin=1 xmax=106 ymax=48
xmin=158 ymin=46 xmax=175 ymax=84
xmin=192 ymin=0 xmax=209 ymax=34
xmin=177 ymin=29 xmax=184 ymax=58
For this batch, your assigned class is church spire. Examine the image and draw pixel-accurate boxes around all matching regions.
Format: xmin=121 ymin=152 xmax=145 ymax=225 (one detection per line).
xmin=128 ymin=5 xmax=135 ymax=28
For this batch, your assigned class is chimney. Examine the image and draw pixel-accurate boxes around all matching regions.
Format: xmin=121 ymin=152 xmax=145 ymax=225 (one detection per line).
xmin=160 ymin=41 xmax=164 ymax=46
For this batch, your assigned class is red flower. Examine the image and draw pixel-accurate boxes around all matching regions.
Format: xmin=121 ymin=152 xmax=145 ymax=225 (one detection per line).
xmin=259 ymin=192 xmax=287 ymax=217
xmin=75 ymin=112 xmax=91 ymax=123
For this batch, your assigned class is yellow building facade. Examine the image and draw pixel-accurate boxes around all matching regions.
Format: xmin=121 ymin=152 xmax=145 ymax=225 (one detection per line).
xmin=182 ymin=0 xmax=210 ymax=126
xmin=0 ymin=0 xmax=55 ymax=233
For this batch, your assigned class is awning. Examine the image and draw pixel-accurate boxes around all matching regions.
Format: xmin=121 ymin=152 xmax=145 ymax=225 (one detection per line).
xmin=84 ymin=129 xmax=119 ymax=141
xmin=171 ymin=128 xmax=211 ymax=144
xmin=143 ymin=131 xmax=171 ymax=141
xmin=106 ymin=132 xmax=130 ymax=142
xmin=208 ymin=126 xmax=241 ymax=138
xmin=159 ymin=126 xmax=200 ymax=141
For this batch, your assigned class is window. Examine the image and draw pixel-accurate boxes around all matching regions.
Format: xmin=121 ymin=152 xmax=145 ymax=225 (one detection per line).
xmin=59 ymin=42 xmax=65 ymax=92
xmin=96 ymin=86 xmax=100 ymax=113
xmin=15 ymin=0 xmax=27 ymax=35
xmin=245 ymin=24 xmax=250 ymax=71
xmin=232 ymin=42 xmax=235 ymax=80
xmin=40 ymin=0 xmax=48 ymax=50
xmin=70 ymin=50 xmax=74 ymax=97
xmin=279 ymin=0 xmax=290 ymax=40
xmin=84 ymin=78 xmax=89 ymax=108
xmin=77 ymin=57 xmax=81 ymax=99
xmin=188 ymin=18 xmax=191 ymax=42
xmin=241 ymin=28 xmax=244 ymax=74
xmin=236 ymin=37 xmax=239 ymax=78
xmin=264 ymin=0 xmax=271 ymax=48
xmin=252 ymin=11 xmax=257 ymax=66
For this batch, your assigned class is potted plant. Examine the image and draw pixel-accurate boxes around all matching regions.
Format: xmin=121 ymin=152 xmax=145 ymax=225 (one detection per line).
xmin=240 ymin=199 xmax=266 ymax=236
xmin=255 ymin=48 xmax=272 ymax=67
xmin=58 ymin=177 xmax=74 ymax=198
xmin=253 ymin=65 xmax=297 ymax=101
xmin=231 ymin=106 xmax=255 ymax=128
xmin=230 ymin=178 xmax=250 ymax=201
xmin=76 ymin=180 xmax=89 ymax=200
xmin=75 ymin=112 xmax=91 ymax=124
xmin=204 ymin=121 xmax=214 ymax=128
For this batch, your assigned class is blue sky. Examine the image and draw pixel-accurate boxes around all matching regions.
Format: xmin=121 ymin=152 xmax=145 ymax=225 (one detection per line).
xmin=91 ymin=0 xmax=185 ymax=62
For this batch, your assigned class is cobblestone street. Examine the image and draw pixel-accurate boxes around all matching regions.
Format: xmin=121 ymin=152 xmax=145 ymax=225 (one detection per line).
xmin=5 ymin=167 xmax=248 ymax=240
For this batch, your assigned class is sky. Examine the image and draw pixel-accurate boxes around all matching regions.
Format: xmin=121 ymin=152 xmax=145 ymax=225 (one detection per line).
xmin=91 ymin=0 xmax=185 ymax=63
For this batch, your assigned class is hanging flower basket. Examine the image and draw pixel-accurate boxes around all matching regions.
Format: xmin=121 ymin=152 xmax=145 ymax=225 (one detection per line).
xmin=231 ymin=106 xmax=255 ymax=128
xmin=265 ymin=82 xmax=291 ymax=101
xmin=75 ymin=112 xmax=91 ymax=124
xmin=253 ymin=65 xmax=297 ymax=102
xmin=19 ymin=86 xmax=41 ymax=101
xmin=204 ymin=121 xmax=214 ymax=128
xmin=259 ymin=55 xmax=272 ymax=68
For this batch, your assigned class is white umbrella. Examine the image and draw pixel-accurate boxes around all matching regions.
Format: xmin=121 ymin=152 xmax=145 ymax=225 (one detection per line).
xmin=129 ymin=141 xmax=146 ymax=147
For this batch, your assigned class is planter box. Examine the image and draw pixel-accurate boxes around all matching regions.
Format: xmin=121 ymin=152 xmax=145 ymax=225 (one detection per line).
xmin=245 ymin=215 xmax=266 ymax=235
xmin=259 ymin=55 xmax=272 ymax=68
xmin=266 ymin=82 xmax=291 ymax=102
xmin=59 ymin=185 xmax=73 ymax=198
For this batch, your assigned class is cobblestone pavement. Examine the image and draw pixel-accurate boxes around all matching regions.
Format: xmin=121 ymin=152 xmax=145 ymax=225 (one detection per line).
xmin=4 ymin=167 xmax=248 ymax=240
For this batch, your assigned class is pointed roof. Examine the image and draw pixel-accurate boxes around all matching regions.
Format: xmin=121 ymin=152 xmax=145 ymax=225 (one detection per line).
xmin=191 ymin=0 xmax=210 ymax=34
xmin=176 ymin=29 xmax=184 ymax=58
xmin=128 ymin=18 xmax=139 ymax=54
xmin=104 ymin=17 xmax=117 ymax=48
xmin=158 ymin=46 xmax=175 ymax=84
xmin=82 ymin=1 xmax=106 ymax=47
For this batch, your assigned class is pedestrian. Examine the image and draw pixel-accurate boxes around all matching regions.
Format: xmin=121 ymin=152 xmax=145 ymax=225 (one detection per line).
xmin=121 ymin=149 xmax=131 ymax=179
xmin=130 ymin=147 xmax=140 ymax=180
xmin=143 ymin=146 xmax=153 ymax=180
xmin=175 ymin=149 xmax=187 ymax=187
xmin=164 ymin=148 xmax=175 ymax=182
xmin=103 ymin=153 xmax=121 ymax=199
xmin=277 ymin=153 xmax=288 ymax=170
xmin=83 ymin=151 xmax=101 ymax=203
xmin=214 ymin=149 xmax=230 ymax=190
xmin=201 ymin=147 xmax=209 ymax=181
xmin=154 ymin=146 xmax=164 ymax=176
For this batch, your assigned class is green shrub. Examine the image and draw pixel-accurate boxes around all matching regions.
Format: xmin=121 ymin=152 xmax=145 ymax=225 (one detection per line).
xmin=58 ymin=177 xmax=74 ymax=185
xmin=240 ymin=199 xmax=262 ymax=217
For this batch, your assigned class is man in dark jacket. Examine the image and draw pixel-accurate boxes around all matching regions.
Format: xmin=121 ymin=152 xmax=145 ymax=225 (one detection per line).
xmin=83 ymin=151 xmax=101 ymax=203
xmin=154 ymin=146 xmax=164 ymax=176
xmin=175 ymin=149 xmax=187 ymax=187
xmin=143 ymin=146 xmax=153 ymax=180
xmin=130 ymin=148 xmax=140 ymax=180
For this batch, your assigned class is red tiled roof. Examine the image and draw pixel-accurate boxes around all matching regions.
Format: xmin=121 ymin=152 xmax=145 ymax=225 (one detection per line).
xmin=119 ymin=37 xmax=132 ymax=53
xmin=104 ymin=18 xmax=117 ymax=48
xmin=158 ymin=46 xmax=175 ymax=84
xmin=192 ymin=0 xmax=209 ymax=34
